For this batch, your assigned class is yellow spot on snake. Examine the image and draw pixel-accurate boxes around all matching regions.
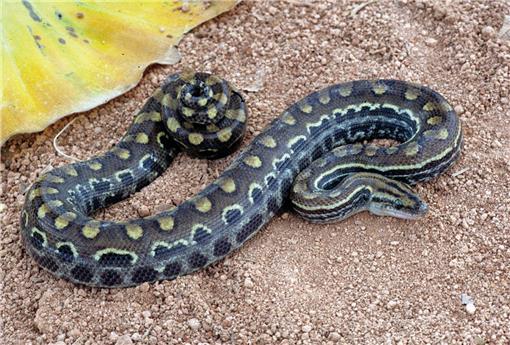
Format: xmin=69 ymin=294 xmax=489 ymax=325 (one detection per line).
xmin=195 ymin=197 xmax=212 ymax=213
xmin=373 ymin=83 xmax=386 ymax=95
xmin=207 ymin=124 xmax=220 ymax=132
xmin=152 ymin=88 xmax=164 ymax=103
xmin=83 ymin=221 xmax=101 ymax=239
xmin=135 ymin=111 xmax=161 ymax=123
xmin=161 ymin=94 xmax=174 ymax=108
xmin=427 ymin=116 xmax=442 ymax=125
xmin=188 ymin=133 xmax=204 ymax=145
xmin=158 ymin=217 xmax=174 ymax=231
xmin=244 ymin=155 xmax=262 ymax=168
xmin=88 ymin=162 xmax=102 ymax=170
xmin=167 ymin=118 xmax=181 ymax=132
xmin=282 ymin=113 xmax=296 ymax=125
xmin=219 ymin=93 xmax=228 ymax=105
xmin=197 ymin=97 xmax=208 ymax=107
xmin=135 ymin=133 xmax=149 ymax=144
xmin=338 ymin=86 xmax=352 ymax=97
xmin=63 ymin=166 xmax=78 ymax=176
xmin=424 ymin=128 xmax=449 ymax=140
xmin=405 ymin=142 xmax=420 ymax=156
xmin=226 ymin=108 xmax=246 ymax=123
xmin=218 ymin=178 xmax=236 ymax=193
xmin=29 ymin=189 xmax=41 ymax=201
xmin=300 ymin=103 xmax=313 ymax=113
xmin=114 ymin=148 xmax=130 ymax=160
xmin=217 ymin=128 xmax=232 ymax=142
xmin=207 ymin=107 xmax=218 ymax=119
xmin=405 ymin=88 xmax=420 ymax=100
xmin=126 ymin=224 xmax=143 ymax=240
xmin=182 ymin=107 xmax=195 ymax=117
xmin=55 ymin=212 xmax=77 ymax=229
xmin=319 ymin=95 xmax=330 ymax=104
xmin=45 ymin=175 xmax=65 ymax=184
xmin=37 ymin=204 xmax=50 ymax=218
xmin=261 ymin=136 xmax=277 ymax=148
xmin=423 ymin=102 xmax=437 ymax=111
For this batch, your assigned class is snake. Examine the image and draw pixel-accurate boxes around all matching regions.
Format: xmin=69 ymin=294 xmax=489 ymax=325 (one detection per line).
xmin=20 ymin=72 xmax=463 ymax=287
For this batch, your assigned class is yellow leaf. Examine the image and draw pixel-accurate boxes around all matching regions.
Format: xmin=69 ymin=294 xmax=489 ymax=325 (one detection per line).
xmin=1 ymin=0 xmax=238 ymax=144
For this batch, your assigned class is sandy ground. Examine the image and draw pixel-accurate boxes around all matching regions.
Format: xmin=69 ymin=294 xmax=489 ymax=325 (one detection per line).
xmin=1 ymin=0 xmax=510 ymax=344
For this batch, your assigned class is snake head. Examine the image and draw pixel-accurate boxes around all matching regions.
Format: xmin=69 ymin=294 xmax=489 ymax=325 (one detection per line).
xmin=368 ymin=179 xmax=428 ymax=220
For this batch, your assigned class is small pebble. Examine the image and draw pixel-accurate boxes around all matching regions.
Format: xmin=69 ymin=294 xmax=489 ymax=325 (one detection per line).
xmin=329 ymin=332 xmax=341 ymax=341
xmin=454 ymin=105 xmax=465 ymax=115
xmin=302 ymin=324 xmax=312 ymax=333
xmin=425 ymin=37 xmax=438 ymax=46
xmin=131 ymin=333 xmax=141 ymax=341
xmin=137 ymin=205 xmax=150 ymax=217
xmin=466 ymin=303 xmax=476 ymax=314
xmin=481 ymin=26 xmax=495 ymax=39
xmin=68 ymin=328 xmax=81 ymax=337
xmin=387 ymin=300 xmax=398 ymax=309
xmin=187 ymin=318 xmax=201 ymax=331
xmin=244 ymin=278 xmax=254 ymax=288
xmin=116 ymin=334 xmax=133 ymax=345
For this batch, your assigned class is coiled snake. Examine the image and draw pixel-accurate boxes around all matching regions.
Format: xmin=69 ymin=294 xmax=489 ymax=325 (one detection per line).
xmin=21 ymin=72 xmax=462 ymax=287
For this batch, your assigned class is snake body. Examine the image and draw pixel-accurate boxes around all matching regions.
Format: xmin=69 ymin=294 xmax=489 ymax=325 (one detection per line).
xmin=21 ymin=72 xmax=462 ymax=287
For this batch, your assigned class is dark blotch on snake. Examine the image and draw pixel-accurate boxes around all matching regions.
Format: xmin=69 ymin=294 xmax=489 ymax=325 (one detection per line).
xmin=131 ymin=267 xmax=158 ymax=284
xmin=36 ymin=255 xmax=59 ymax=272
xmin=98 ymin=253 xmax=134 ymax=267
xmin=57 ymin=244 xmax=75 ymax=263
xmin=188 ymin=252 xmax=208 ymax=269
xmin=213 ymin=237 xmax=231 ymax=257
xmin=267 ymin=196 xmax=280 ymax=215
xmin=100 ymin=270 xmax=123 ymax=286
xmin=163 ymin=262 xmax=181 ymax=277
xmin=71 ymin=265 xmax=94 ymax=283
xmin=236 ymin=214 xmax=263 ymax=243
xmin=30 ymin=232 xmax=45 ymax=250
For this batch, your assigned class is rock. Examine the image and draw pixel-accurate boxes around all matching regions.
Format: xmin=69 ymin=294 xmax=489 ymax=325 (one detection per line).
xmin=466 ymin=303 xmax=476 ymax=314
xmin=302 ymin=325 xmax=312 ymax=333
xmin=386 ymin=300 xmax=398 ymax=309
xmin=329 ymin=332 xmax=341 ymax=341
xmin=454 ymin=105 xmax=465 ymax=115
xmin=137 ymin=205 xmax=150 ymax=217
xmin=188 ymin=318 xmax=201 ymax=331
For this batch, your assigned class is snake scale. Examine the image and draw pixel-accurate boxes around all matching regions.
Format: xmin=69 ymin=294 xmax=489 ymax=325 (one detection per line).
xmin=21 ymin=72 xmax=462 ymax=287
